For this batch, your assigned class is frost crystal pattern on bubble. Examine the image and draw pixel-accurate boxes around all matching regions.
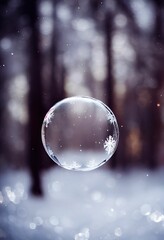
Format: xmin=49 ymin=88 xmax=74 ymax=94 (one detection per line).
xmin=62 ymin=161 xmax=81 ymax=170
xmin=104 ymin=135 xmax=116 ymax=155
xmin=47 ymin=146 xmax=54 ymax=157
xmin=107 ymin=113 xmax=115 ymax=124
xmin=42 ymin=96 xmax=119 ymax=171
xmin=45 ymin=111 xmax=54 ymax=128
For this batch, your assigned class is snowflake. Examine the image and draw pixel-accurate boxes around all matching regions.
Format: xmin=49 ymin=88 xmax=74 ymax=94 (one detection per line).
xmin=104 ymin=135 xmax=116 ymax=155
xmin=62 ymin=161 xmax=81 ymax=170
xmin=45 ymin=111 xmax=54 ymax=128
xmin=107 ymin=113 xmax=115 ymax=124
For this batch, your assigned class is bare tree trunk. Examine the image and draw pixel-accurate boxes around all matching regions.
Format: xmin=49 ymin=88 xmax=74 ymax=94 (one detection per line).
xmin=104 ymin=12 xmax=114 ymax=110
xmin=50 ymin=0 xmax=59 ymax=105
xmin=104 ymin=11 xmax=117 ymax=169
xmin=27 ymin=0 xmax=44 ymax=195
xmin=0 ymin=1 xmax=12 ymax=167
xmin=148 ymin=0 xmax=164 ymax=168
xmin=0 ymin=41 xmax=5 ymax=167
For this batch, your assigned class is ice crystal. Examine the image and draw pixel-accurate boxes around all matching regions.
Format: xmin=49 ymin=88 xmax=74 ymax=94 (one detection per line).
xmin=45 ymin=111 xmax=54 ymax=128
xmin=62 ymin=161 xmax=82 ymax=170
xmin=107 ymin=113 xmax=115 ymax=124
xmin=47 ymin=146 xmax=54 ymax=157
xmin=104 ymin=136 xmax=116 ymax=155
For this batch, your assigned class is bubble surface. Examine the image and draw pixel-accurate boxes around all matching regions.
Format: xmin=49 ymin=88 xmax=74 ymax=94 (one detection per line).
xmin=41 ymin=96 xmax=119 ymax=171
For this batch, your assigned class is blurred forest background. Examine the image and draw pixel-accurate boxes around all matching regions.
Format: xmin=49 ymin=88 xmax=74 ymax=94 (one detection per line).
xmin=0 ymin=0 xmax=164 ymax=195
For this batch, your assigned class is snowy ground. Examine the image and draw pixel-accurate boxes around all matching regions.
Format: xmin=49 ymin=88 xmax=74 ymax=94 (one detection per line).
xmin=0 ymin=167 xmax=164 ymax=240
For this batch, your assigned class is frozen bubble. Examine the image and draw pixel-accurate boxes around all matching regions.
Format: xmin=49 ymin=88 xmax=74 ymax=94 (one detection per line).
xmin=42 ymin=96 xmax=119 ymax=171
xmin=114 ymin=227 xmax=122 ymax=237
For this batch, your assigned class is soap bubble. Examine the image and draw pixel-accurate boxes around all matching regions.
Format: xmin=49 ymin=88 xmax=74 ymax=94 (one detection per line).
xmin=41 ymin=96 xmax=119 ymax=171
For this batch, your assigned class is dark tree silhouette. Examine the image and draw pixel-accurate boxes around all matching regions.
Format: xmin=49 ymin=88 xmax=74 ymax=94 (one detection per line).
xmin=89 ymin=0 xmax=117 ymax=168
xmin=0 ymin=0 xmax=19 ymax=167
xmin=0 ymin=2 xmax=7 ymax=165
xmin=26 ymin=0 xmax=45 ymax=195
xmin=146 ymin=0 xmax=164 ymax=168
xmin=25 ymin=0 xmax=66 ymax=195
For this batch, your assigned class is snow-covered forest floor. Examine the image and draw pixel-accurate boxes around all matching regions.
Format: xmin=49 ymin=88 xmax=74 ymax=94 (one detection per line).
xmin=0 ymin=167 xmax=164 ymax=240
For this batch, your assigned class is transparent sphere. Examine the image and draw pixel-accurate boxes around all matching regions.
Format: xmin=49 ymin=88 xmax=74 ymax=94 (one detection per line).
xmin=41 ymin=96 xmax=119 ymax=171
